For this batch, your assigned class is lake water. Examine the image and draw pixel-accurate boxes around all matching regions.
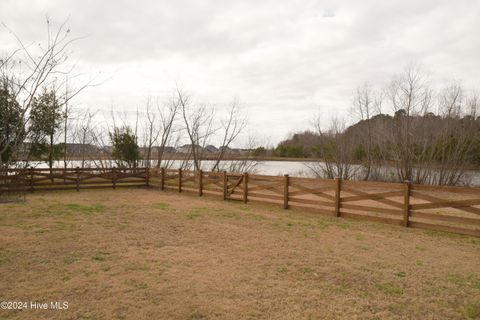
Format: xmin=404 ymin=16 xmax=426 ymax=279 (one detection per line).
xmin=16 ymin=160 xmax=314 ymax=176
xmin=12 ymin=160 xmax=480 ymax=186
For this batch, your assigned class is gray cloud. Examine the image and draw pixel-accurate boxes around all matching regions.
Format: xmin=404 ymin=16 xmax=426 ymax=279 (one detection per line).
xmin=1 ymin=0 xmax=479 ymax=144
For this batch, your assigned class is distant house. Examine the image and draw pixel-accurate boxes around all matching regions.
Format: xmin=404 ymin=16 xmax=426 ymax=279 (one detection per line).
xmin=152 ymin=146 xmax=177 ymax=157
xmin=238 ymin=148 xmax=251 ymax=155
xmin=161 ymin=146 xmax=177 ymax=154
xmin=100 ymin=146 xmax=113 ymax=155
xmin=204 ymin=145 xmax=219 ymax=154
xmin=17 ymin=142 xmax=99 ymax=158
xmin=65 ymin=143 xmax=99 ymax=156
xmin=139 ymin=146 xmax=177 ymax=158
xmin=176 ymin=144 xmax=203 ymax=154
xmin=217 ymin=146 xmax=250 ymax=156
xmin=218 ymin=146 xmax=230 ymax=154
xmin=218 ymin=146 xmax=238 ymax=154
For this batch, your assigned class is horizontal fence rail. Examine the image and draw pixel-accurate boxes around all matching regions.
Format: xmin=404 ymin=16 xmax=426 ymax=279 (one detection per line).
xmin=148 ymin=168 xmax=480 ymax=237
xmin=2 ymin=167 xmax=480 ymax=237
xmin=0 ymin=167 xmax=148 ymax=193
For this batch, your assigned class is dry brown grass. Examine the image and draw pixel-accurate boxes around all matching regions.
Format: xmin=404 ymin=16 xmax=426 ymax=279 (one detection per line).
xmin=1 ymin=188 xmax=479 ymax=320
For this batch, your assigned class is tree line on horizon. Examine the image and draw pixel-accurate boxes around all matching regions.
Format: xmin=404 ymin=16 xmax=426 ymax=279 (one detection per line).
xmin=269 ymin=67 xmax=480 ymax=186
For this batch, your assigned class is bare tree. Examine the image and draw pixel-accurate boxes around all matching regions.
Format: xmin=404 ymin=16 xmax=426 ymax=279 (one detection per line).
xmin=433 ymin=86 xmax=479 ymax=185
xmin=155 ymin=95 xmax=180 ymax=169
xmin=386 ymin=65 xmax=433 ymax=183
xmin=0 ymin=18 xmax=94 ymax=168
xmin=308 ymin=116 xmax=359 ymax=179
xmin=62 ymin=77 xmax=72 ymax=168
xmin=140 ymin=100 xmax=158 ymax=168
xmin=90 ymin=125 xmax=115 ymax=169
xmin=351 ymin=84 xmax=382 ymax=180
xmin=220 ymin=135 xmax=259 ymax=173
xmin=210 ymin=101 xmax=247 ymax=171
xmin=73 ymin=109 xmax=96 ymax=168
xmin=178 ymin=88 xmax=216 ymax=171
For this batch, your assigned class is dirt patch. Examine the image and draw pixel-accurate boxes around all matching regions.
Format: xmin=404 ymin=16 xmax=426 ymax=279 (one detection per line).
xmin=1 ymin=188 xmax=479 ymax=319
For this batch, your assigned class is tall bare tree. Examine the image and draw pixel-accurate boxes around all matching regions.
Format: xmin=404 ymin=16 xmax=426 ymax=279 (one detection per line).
xmin=178 ymin=88 xmax=216 ymax=171
xmin=0 ymin=18 xmax=93 ymax=168
xmin=308 ymin=116 xmax=359 ymax=179
xmin=73 ymin=109 xmax=96 ymax=168
xmin=351 ymin=84 xmax=382 ymax=180
xmin=210 ymin=101 xmax=247 ymax=171
xmin=434 ymin=85 xmax=479 ymax=185
xmin=155 ymin=95 xmax=180 ymax=168
xmin=386 ymin=65 xmax=432 ymax=182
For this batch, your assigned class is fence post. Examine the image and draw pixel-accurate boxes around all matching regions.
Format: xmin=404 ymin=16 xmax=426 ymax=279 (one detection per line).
xmin=160 ymin=167 xmax=165 ymax=191
xmin=112 ymin=167 xmax=116 ymax=190
xmin=178 ymin=168 xmax=182 ymax=193
xmin=76 ymin=167 xmax=80 ymax=191
xmin=283 ymin=174 xmax=289 ymax=209
xmin=243 ymin=172 xmax=248 ymax=204
xmin=145 ymin=167 xmax=150 ymax=187
xmin=403 ymin=180 xmax=411 ymax=227
xmin=223 ymin=171 xmax=227 ymax=200
xmin=198 ymin=170 xmax=203 ymax=197
xmin=29 ymin=167 xmax=34 ymax=192
xmin=334 ymin=178 xmax=341 ymax=217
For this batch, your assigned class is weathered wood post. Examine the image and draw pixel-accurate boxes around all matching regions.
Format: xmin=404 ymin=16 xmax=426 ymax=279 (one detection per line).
xmin=160 ymin=167 xmax=165 ymax=191
xmin=198 ymin=170 xmax=203 ymax=197
xmin=283 ymin=174 xmax=289 ymax=209
xmin=29 ymin=167 xmax=34 ymax=192
xmin=145 ymin=167 xmax=150 ymax=187
xmin=334 ymin=178 xmax=341 ymax=217
xmin=223 ymin=171 xmax=228 ymax=200
xmin=243 ymin=172 xmax=248 ymax=204
xmin=178 ymin=168 xmax=182 ymax=193
xmin=112 ymin=167 xmax=117 ymax=190
xmin=75 ymin=167 xmax=80 ymax=191
xmin=403 ymin=180 xmax=411 ymax=227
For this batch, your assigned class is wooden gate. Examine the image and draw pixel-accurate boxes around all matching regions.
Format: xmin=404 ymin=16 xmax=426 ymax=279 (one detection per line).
xmin=225 ymin=173 xmax=244 ymax=201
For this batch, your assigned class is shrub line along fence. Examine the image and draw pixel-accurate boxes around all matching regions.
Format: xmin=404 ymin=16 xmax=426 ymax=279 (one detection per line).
xmin=1 ymin=167 xmax=479 ymax=237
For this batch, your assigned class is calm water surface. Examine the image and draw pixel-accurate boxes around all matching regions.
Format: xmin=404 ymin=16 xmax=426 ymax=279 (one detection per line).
xmin=15 ymin=160 xmax=480 ymax=186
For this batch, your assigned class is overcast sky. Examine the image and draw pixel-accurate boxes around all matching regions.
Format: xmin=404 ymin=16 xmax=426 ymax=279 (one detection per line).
xmin=1 ymin=0 xmax=480 ymax=145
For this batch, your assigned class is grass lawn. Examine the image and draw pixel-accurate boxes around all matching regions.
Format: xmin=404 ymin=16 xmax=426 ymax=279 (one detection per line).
xmin=1 ymin=188 xmax=479 ymax=319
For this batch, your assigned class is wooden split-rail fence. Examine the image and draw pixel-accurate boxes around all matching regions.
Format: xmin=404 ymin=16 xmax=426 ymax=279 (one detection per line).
xmin=1 ymin=167 xmax=479 ymax=237
xmin=0 ymin=167 xmax=148 ymax=193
